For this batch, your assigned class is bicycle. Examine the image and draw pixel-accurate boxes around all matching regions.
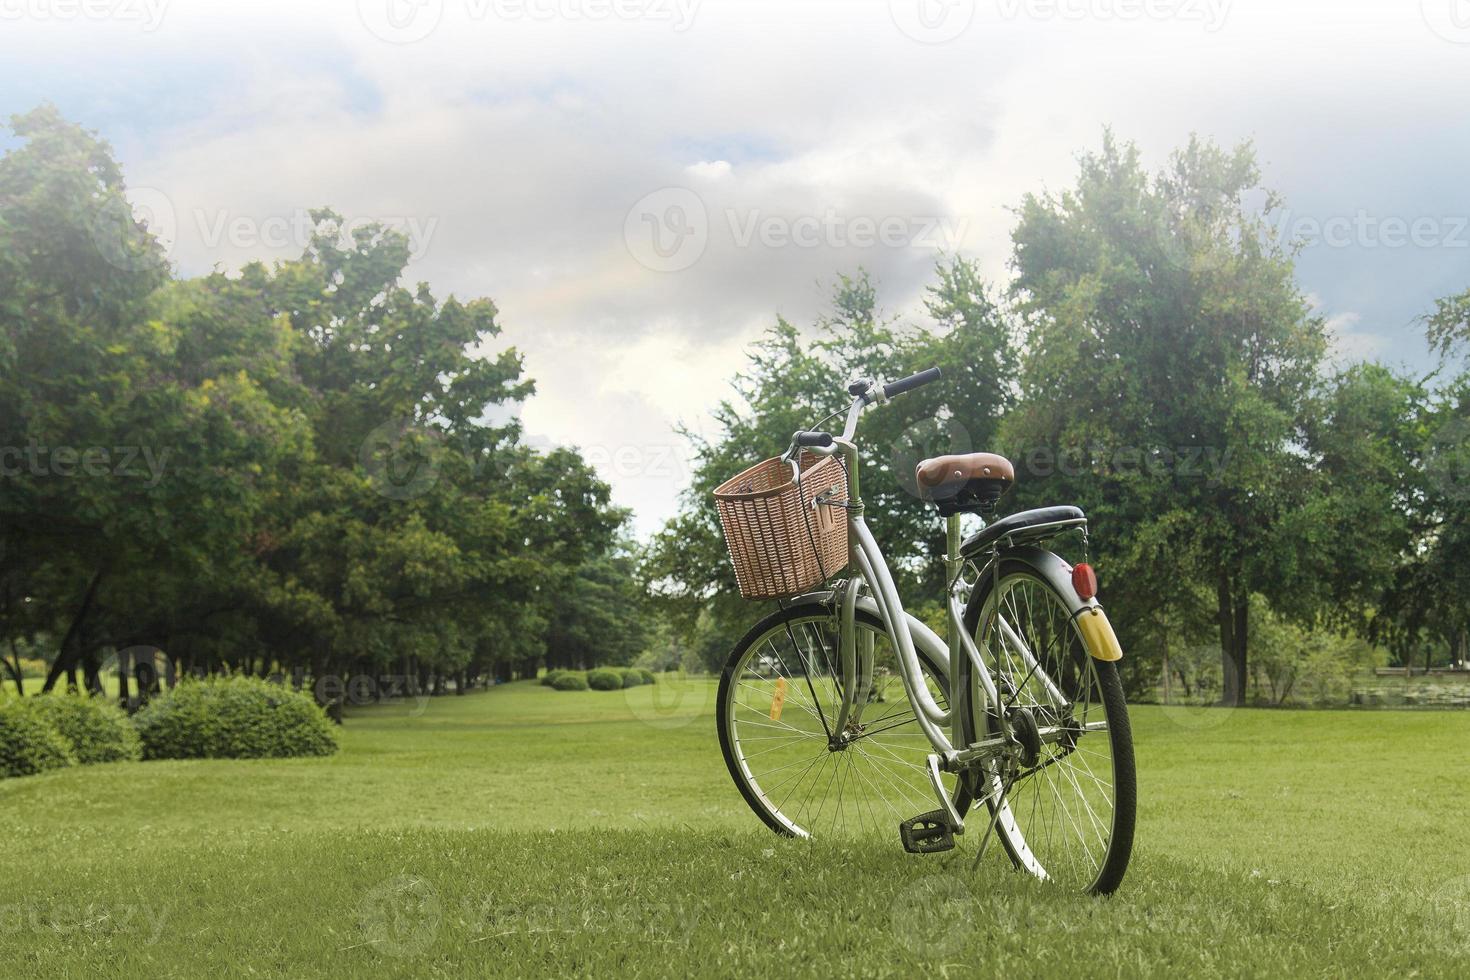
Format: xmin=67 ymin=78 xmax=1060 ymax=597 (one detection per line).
xmin=712 ymin=368 xmax=1136 ymax=895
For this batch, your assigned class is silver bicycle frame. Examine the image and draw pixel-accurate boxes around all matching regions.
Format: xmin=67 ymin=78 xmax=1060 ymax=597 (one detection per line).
xmin=788 ymin=410 xmax=976 ymax=765
xmin=787 ymin=395 xmax=1097 ymax=776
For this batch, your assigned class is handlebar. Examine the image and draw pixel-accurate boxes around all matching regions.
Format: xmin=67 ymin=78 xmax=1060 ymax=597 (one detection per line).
xmin=882 ymin=367 xmax=941 ymax=400
xmin=786 ymin=366 xmax=943 ymax=460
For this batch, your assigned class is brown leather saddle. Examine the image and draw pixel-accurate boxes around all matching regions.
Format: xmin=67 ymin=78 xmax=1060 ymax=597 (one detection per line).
xmin=915 ymin=452 xmax=1015 ymax=516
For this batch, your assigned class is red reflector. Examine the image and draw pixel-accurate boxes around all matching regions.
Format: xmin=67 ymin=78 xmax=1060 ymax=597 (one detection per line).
xmin=1072 ymin=563 xmax=1097 ymax=600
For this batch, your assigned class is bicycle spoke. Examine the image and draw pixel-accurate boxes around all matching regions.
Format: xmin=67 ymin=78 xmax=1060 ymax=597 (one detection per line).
xmin=724 ymin=612 xmax=952 ymax=840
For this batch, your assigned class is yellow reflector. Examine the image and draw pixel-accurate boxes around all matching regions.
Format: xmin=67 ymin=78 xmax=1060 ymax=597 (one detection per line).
xmin=1076 ymin=607 xmax=1123 ymax=662
xmin=770 ymin=677 xmax=788 ymax=721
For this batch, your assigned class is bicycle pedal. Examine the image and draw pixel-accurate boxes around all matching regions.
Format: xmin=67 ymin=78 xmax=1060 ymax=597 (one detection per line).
xmin=899 ymin=810 xmax=956 ymax=854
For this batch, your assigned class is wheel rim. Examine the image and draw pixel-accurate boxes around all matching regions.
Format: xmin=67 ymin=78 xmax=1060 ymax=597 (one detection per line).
xmin=722 ymin=613 xmax=953 ymax=839
xmin=973 ymin=572 xmax=1120 ymax=890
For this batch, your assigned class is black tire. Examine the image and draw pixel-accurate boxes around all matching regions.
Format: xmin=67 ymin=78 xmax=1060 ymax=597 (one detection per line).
xmin=717 ymin=600 xmax=960 ymax=841
xmin=960 ymin=558 xmax=1136 ymax=895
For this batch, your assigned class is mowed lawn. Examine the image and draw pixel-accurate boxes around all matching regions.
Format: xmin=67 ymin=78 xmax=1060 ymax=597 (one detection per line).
xmin=3 ymin=677 xmax=1469 ymax=978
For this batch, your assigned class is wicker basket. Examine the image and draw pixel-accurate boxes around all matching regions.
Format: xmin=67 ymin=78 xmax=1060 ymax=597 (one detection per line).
xmin=713 ymin=451 xmax=849 ymax=600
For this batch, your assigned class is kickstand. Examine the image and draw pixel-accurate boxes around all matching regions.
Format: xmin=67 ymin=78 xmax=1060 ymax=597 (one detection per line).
xmin=971 ymin=771 xmax=1015 ymax=871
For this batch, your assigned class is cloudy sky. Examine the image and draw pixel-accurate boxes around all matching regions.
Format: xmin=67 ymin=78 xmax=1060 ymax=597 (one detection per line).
xmin=3 ymin=0 xmax=1468 ymax=534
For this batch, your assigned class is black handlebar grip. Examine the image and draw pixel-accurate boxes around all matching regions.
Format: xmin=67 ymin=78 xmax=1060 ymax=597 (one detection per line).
xmin=883 ymin=367 xmax=941 ymax=399
xmin=794 ymin=430 xmax=835 ymax=448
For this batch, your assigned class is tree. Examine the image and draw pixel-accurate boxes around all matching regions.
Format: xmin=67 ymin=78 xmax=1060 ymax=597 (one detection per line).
xmin=1379 ymin=295 xmax=1470 ymax=668
xmin=1004 ymin=133 xmax=1327 ymax=705
xmin=0 ymin=106 xmax=634 ymax=705
xmin=542 ymin=544 xmax=650 ymax=672
xmin=647 ymin=258 xmax=1017 ymax=650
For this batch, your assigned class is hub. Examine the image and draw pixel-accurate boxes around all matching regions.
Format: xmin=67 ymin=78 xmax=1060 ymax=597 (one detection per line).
xmin=1009 ymin=707 xmax=1043 ymax=769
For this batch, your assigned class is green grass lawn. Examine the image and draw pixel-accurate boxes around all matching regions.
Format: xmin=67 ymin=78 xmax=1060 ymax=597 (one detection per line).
xmin=3 ymin=676 xmax=1469 ymax=977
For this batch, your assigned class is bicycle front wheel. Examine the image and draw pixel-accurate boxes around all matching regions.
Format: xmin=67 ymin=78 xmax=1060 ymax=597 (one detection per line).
xmin=961 ymin=559 xmax=1136 ymax=894
xmin=717 ymin=602 xmax=958 ymax=841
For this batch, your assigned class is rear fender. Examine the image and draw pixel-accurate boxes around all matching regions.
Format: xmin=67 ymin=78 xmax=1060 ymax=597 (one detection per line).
xmin=979 ymin=546 xmax=1123 ymax=662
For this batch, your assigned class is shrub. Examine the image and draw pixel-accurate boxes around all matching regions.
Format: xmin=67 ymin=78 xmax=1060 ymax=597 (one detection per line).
xmin=635 ymin=668 xmax=657 ymax=685
xmin=0 ymin=699 xmax=77 ymax=778
xmin=621 ymin=669 xmax=647 ymax=689
xmin=586 ymin=668 xmax=622 ymax=691
xmin=133 ymin=676 xmax=338 ymax=760
xmin=551 ymin=672 xmax=588 ymax=691
xmin=27 ymin=694 xmax=142 ymax=764
xmin=541 ymin=669 xmax=566 ymax=687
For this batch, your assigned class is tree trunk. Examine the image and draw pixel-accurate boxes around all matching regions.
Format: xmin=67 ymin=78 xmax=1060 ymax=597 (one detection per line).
xmin=1217 ymin=574 xmax=1248 ymax=707
xmin=4 ymin=638 xmax=23 ymax=696
xmin=42 ymin=568 xmax=105 ymax=693
xmin=83 ymin=654 xmax=103 ymax=696
xmin=118 ymin=648 xmax=133 ymax=710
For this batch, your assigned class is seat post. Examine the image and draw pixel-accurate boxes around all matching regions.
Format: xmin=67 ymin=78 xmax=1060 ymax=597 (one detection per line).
xmin=945 ymin=512 xmax=963 ymax=657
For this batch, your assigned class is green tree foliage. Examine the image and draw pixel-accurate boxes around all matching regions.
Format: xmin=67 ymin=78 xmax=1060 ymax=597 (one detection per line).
xmin=645 ymin=259 xmax=1017 ymax=647
xmin=0 ymin=107 xmax=643 ymax=707
xmin=1382 ymin=298 xmax=1470 ymax=667
xmin=1004 ymin=133 xmax=1328 ymax=704
xmin=542 ymin=544 xmax=650 ymax=671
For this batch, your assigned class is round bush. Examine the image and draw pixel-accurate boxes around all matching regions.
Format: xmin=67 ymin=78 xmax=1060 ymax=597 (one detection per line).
xmin=636 ymin=668 xmax=657 ymax=685
xmin=27 ymin=694 xmax=141 ymax=764
xmin=132 ymin=676 xmax=338 ymax=760
xmin=551 ymin=672 xmax=588 ymax=691
xmin=621 ymin=669 xmax=647 ymax=689
xmin=587 ymin=668 xmax=622 ymax=692
xmin=541 ymin=669 xmax=566 ymax=687
xmin=0 ymin=699 xmax=77 ymax=778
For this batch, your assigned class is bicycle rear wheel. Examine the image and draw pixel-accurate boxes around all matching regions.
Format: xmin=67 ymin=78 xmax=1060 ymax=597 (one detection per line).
xmin=961 ymin=559 xmax=1136 ymax=894
xmin=717 ymin=602 xmax=958 ymax=841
